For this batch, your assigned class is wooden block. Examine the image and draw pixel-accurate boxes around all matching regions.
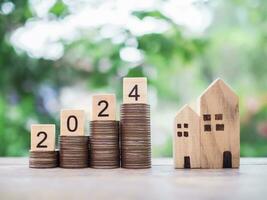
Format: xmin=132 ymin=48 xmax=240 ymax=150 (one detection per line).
xmin=198 ymin=78 xmax=240 ymax=169
xmin=60 ymin=110 xmax=85 ymax=136
xmin=123 ymin=77 xmax=147 ymax=104
xmin=173 ymin=105 xmax=200 ymax=169
xmin=31 ymin=124 xmax=55 ymax=151
xmin=92 ymin=94 xmax=116 ymax=121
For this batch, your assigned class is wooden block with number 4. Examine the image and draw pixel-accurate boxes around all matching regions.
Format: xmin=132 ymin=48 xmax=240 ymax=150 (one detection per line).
xmin=60 ymin=110 xmax=85 ymax=136
xmin=92 ymin=94 xmax=116 ymax=121
xmin=123 ymin=77 xmax=147 ymax=104
xmin=31 ymin=124 xmax=55 ymax=151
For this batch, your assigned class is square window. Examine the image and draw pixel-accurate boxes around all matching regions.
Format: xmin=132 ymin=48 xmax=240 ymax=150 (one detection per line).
xmin=216 ymin=124 xmax=224 ymax=131
xmin=203 ymin=114 xmax=211 ymax=121
xmin=204 ymin=125 xmax=211 ymax=132
xmin=177 ymin=124 xmax=181 ymax=128
xmin=184 ymin=123 xmax=188 ymax=128
xmin=215 ymin=114 xmax=223 ymax=120
xmin=177 ymin=132 xmax=182 ymax=137
xmin=184 ymin=131 xmax=189 ymax=137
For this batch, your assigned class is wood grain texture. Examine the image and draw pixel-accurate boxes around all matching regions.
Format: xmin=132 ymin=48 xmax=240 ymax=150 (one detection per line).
xmin=198 ymin=79 xmax=240 ymax=169
xmin=123 ymin=77 xmax=147 ymax=104
xmin=31 ymin=124 xmax=55 ymax=151
xmin=60 ymin=110 xmax=85 ymax=136
xmin=0 ymin=158 xmax=266 ymax=200
xmin=173 ymin=105 xmax=200 ymax=168
xmin=91 ymin=94 xmax=116 ymax=121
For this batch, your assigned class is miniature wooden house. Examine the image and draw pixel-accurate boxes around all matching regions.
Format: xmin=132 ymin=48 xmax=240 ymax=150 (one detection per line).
xmin=198 ymin=79 xmax=240 ymax=168
xmin=173 ymin=105 xmax=200 ymax=169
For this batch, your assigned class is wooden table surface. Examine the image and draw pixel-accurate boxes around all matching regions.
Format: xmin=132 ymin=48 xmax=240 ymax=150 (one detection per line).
xmin=0 ymin=158 xmax=266 ymax=200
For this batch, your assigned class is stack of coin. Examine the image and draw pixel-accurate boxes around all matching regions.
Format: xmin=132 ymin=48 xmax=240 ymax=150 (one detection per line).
xmin=59 ymin=136 xmax=89 ymax=168
xmin=90 ymin=121 xmax=120 ymax=169
xmin=120 ymin=104 xmax=151 ymax=169
xmin=88 ymin=136 xmax=91 ymax=166
xmin=29 ymin=150 xmax=59 ymax=168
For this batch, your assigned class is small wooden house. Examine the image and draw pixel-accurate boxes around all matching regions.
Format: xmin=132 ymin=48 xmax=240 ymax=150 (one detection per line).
xmin=173 ymin=105 xmax=200 ymax=169
xmin=197 ymin=79 xmax=240 ymax=168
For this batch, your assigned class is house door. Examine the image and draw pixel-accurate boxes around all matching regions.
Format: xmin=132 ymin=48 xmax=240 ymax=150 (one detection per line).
xmin=184 ymin=156 xmax=191 ymax=169
xmin=223 ymin=151 xmax=232 ymax=168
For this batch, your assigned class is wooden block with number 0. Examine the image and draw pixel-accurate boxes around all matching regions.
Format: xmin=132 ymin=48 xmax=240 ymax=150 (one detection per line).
xmin=60 ymin=110 xmax=85 ymax=136
xmin=92 ymin=94 xmax=116 ymax=121
xmin=31 ymin=124 xmax=55 ymax=151
xmin=123 ymin=77 xmax=147 ymax=104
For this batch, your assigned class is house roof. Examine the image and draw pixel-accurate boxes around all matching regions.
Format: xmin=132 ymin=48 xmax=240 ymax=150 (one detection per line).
xmin=175 ymin=104 xmax=199 ymax=118
xmin=198 ymin=78 xmax=238 ymax=101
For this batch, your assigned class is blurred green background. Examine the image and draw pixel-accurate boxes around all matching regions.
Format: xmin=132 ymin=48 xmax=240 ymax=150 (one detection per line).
xmin=0 ymin=0 xmax=267 ymax=157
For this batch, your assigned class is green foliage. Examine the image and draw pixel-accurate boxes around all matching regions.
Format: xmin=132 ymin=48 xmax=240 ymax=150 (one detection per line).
xmin=153 ymin=135 xmax=173 ymax=157
xmin=0 ymin=0 xmax=267 ymax=157
xmin=241 ymin=106 xmax=267 ymax=156
xmin=132 ymin=10 xmax=173 ymax=22
xmin=49 ymin=0 xmax=69 ymax=18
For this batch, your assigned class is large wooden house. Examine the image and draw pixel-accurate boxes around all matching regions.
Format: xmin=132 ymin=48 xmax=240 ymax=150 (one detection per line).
xmin=198 ymin=79 xmax=239 ymax=168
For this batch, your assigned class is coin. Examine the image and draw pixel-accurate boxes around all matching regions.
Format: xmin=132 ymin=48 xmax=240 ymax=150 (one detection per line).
xmin=120 ymin=104 xmax=151 ymax=169
xmin=29 ymin=150 xmax=59 ymax=168
xmin=59 ymin=136 xmax=89 ymax=168
xmin=90 ymin=120 xmax=120 ymax=169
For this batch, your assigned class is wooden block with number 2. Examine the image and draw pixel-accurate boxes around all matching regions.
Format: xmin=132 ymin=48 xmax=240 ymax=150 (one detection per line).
xmin=92 ymin=94 xmax=116 ymax=121
xmin=31 ymin=124 xmax=55 ymax=151
xmin=123 ymin=77 xmax=147 ymax=104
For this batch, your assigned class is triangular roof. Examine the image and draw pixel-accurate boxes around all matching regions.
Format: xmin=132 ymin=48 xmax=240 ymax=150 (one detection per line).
xmin=199 ymin=78 xmax=238 ymax=101
xmin=175 ymin=104 xmax=199 ymax=118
